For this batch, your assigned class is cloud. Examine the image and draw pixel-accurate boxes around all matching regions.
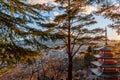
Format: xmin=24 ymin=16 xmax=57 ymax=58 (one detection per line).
xmin=53 ymin=12 xmax=60 ymax=16
xmin=27 ymin=0 xmax=47 ymax=4
xmin=28 ymin=0 xmax=97 ymax=15
xmin=28 ymin=0 xmax=56 ymax=5
xmin=83 ymin=5 xmax=97 ymax=14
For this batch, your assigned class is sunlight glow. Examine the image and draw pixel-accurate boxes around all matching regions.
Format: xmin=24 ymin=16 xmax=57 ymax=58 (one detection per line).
xmin=28 ymin=0 xmax=55 ymax=4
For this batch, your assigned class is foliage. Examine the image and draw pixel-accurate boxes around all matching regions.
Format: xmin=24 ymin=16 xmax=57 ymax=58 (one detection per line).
xmin=0 ymin=42 xmax=40 ymax=65
xmin=84 ymin=46 xmax=94 ymax=67
xmin=42 ymin=0 xmax=105 ymax=56
xmin=95 ymin=0 xmax=120 ymax=35
xmin=0 ymin=0 xmax=64 ymax=48
xmin=42 ymin=0 xmax=105 ymax=79
xmin=0 ymin=0 xmax=42 ymax=69
xmin=0 ymin=0 xmax=65 ymax=66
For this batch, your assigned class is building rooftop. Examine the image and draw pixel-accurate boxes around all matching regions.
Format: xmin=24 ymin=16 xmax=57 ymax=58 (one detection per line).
xmin=91 ymin=68 xmax=120 ymax=78
xmin=91 ymin=61 xmax=120 ymax=68
xmin=94 ymin=46 xmax=111 ymax=51
xmin=94 ymin=54 xmax=120 ymax=59
xmin=100 ymin=47 xmax=111 ymax=51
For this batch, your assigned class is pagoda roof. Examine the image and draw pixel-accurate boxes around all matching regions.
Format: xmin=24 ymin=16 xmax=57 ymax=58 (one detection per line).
xmin=94 ymin=46 xmax=104 ymax=50
xmin=91 ymin=61 xmax=120 ymax=68
xmin=91 ymin=68 xmax=101 ymax=76
xmin=94 ymin=54 xmax=120 ymax=59
xmin=100 ymin=47 xmax=111 ymax=51
xmin=91 ymin=68 xmax=120 ymax=78
xmin=94 ymin=46 xmax=111 ymax=51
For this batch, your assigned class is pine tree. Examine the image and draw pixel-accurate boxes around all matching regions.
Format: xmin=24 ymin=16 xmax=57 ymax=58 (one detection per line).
xmin=0 ymin=0 xmax=65 ymax=76
xmin=0 ymin=0 xmax=55 ymax=46
xmin=0 ymin=0 xmax=52 ymax=74
xmin=42 ymin=0 xmax=105 ymax=79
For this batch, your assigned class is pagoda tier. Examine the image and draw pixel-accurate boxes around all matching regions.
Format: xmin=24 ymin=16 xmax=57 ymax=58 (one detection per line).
xmin=94 ymin=54 xmax=119 ymax=59
xmin=91 ymin=61 xmax=120 ymax=68
xmin=90 ymin=47 xmax=120 ymax=80
xmin=91 ymin=68 xmax=120 ymax=78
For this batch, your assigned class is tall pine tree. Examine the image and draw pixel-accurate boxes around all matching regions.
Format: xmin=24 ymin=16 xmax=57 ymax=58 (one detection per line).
xmin=0 ymin=0 xmax=56 ymax=46
xmin=0 ymin=0 xmax=61 ymax=72
xmin=42 ymin=0 xmax=104 ymax=79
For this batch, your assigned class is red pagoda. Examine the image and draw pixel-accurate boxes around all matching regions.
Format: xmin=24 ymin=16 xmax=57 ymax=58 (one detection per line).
xmin=91 ymin=47 xmax=120 ymax=80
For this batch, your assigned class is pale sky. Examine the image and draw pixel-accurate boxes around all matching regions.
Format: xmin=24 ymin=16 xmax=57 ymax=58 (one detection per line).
xmin=28 ymin=0 xmax=54 ymax=4
xmin=93 ymin=15 xmax=119 ymax=40
xmin=28 ymin=0 xmax=46 ymax=4
xmin=28 ymin=0 xmax=120 ymax=40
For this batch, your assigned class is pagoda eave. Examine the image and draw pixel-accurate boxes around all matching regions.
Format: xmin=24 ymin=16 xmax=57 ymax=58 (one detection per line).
xmin=91 ymin=61 xmax=120 ymax=68
xmin=94 ymin=54 xmax=120 ymax=59
xmin=91 ymin=68 xmax=120 ymax=78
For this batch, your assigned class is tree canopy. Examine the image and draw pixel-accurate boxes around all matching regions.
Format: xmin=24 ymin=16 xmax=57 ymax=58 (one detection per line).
xmin=41 ymin=0 xmax=105 ymax=79
xmin=94 ymin=0 xmax=120 ymax=35
xmin=42 ymin=0 xmax=105 ymax=55
xmin=0 ymin=0 xmax=54 ymax=46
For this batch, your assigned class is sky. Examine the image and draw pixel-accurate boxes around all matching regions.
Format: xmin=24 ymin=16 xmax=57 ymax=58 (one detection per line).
xmin=28 ymin=0 xmax=120 ymax=40
xmin=28 ymin=0 xmax=55 ymax=4
xmin=93 ymin=15 xmax=119 ymax=40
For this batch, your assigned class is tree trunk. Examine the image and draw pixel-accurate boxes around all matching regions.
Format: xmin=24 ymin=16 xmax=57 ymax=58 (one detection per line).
xmin=68 ymin=55 xmax=72 ymax=80
xmin=67 ymin=0 xmax=72 ymax=80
